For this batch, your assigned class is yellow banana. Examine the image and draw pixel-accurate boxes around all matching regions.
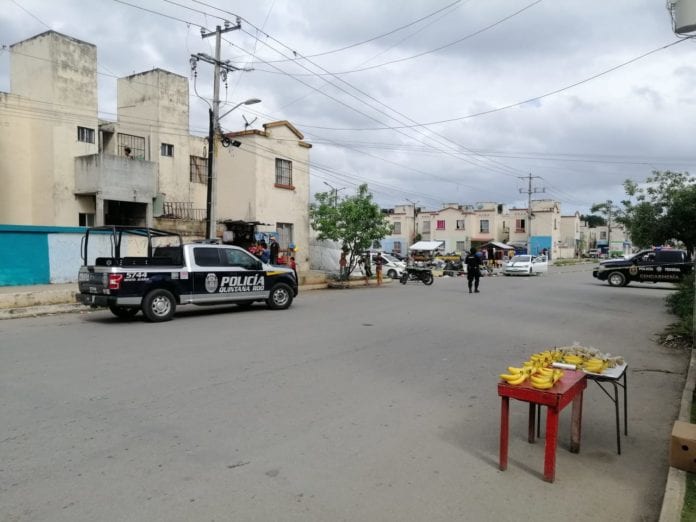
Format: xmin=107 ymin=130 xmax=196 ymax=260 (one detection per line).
xmin=531 ymin=380 xmax=554 ymax=390
xmin=499 ymin=371 xmax=528 ymax=385
xmin=530 ymin=375 xmax=552 ymax=386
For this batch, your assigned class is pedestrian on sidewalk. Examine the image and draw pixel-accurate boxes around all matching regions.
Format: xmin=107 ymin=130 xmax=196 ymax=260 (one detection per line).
xmin=465 ymin=247 xmax=482 ymax=293
xmin=339 ymin=251 xmax=348 ymax=280
xmin=358 ymin=252 xmax=372 ymax=285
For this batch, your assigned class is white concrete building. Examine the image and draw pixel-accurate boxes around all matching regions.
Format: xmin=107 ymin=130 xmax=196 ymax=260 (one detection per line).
xmin=0 ymin=30 xmax=312 ymax=272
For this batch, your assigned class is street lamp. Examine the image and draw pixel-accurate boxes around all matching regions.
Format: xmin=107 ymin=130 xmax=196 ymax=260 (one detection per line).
xmin=322 ymin=181 xmax=345 ymax=207
xmin=218 ymin=98 xmax=261 ymax=125
xmin=206 ymin=98 xmax=262 ymax=239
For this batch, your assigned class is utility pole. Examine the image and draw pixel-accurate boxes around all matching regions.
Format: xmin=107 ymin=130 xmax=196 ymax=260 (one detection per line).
xmin=406 ymin=199 xmax=419 ymax=245
xmin=518 ymin=173 xmax=544 ymax=255
xmin=322 ymin=181 xmax=345 ymax=207
xmin=606 ymin=199 xmax=613 ymax=255
xmin=195 ymin=19 xmax=243 ymax=239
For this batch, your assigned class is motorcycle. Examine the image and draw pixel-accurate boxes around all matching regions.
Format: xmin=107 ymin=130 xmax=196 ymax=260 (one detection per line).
xmin=399 ymin=266 xmax=434 ymax=286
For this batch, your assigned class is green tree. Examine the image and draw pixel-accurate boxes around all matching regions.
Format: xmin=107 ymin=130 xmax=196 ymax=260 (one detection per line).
xmin=310 ymin=183 xmax=392 ymax=276
xmin=579 ymin=214 xmax=606 ymax=227
xmin=619 ymin=170 xmax=696 ymax=253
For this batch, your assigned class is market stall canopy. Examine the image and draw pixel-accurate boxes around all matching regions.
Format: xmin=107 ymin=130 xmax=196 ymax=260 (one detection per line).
xmin=480 ymin=241 xmax=515 ymax=250
xmin=409 ymin=240 xmax=444 ymax=251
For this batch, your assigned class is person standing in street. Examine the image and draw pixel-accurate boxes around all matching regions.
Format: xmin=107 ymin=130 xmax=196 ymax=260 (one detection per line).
xmin=465 ymin=247 xmax=482 ymax=293
xmin=375 ymin=252 xmax=384 ymax=286
xmin=359 ymin=252 xmax=372 ymax=285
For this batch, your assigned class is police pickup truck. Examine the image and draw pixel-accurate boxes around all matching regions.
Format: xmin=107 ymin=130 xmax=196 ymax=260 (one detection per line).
xmin=76 ymin=226 xmax=298 ymax=321
xmin=592 ymin=248 xmax=692 ymax=287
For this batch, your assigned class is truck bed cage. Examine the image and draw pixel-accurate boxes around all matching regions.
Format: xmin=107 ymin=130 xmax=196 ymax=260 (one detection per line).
xmin=81 ymin=226 xmax=183 ymax=265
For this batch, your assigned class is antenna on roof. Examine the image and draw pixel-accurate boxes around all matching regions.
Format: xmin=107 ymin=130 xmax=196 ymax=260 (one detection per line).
xmin=242 ymin=114 xmax=257 ymax=130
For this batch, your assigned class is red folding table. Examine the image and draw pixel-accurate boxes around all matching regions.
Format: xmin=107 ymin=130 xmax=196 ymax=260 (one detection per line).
xmin=498 ymin=370 xmax=586 ymax=483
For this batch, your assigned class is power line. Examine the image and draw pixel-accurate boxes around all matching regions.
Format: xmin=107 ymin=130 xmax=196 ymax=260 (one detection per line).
xmin=192 ymin=0 xmax=464 ymax=63
xmin=250 ymin=0 xmax=543 ymax=75
xmin=293 ymin=38 xmax=689 ymax=132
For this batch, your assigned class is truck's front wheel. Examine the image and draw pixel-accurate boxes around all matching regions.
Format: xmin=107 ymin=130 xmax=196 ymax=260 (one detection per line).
xmin=266 ymin=283 xmax=293 ymax=310
xmin=142 ymin=289 xmax=176 ymax=322
xmin=607 ymin=271 xmax=628 ymax=287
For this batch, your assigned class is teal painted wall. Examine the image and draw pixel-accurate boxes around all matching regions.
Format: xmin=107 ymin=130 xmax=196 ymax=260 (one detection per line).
xmin=0 ymin=232 xmax=50 ymax=285
xmin=0 ymin=225 xmax=88 ymax=286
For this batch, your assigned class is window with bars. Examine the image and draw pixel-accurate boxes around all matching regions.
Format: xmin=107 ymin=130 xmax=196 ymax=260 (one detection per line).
xmin=456 ymin=220 xmax=465 ymax=230
xmin=456 ymin=241 xmax=466 ymax=252
xmin=393 ymin=222 xmax=401 ymax=234
xmin=275 ymin=158 xmax=293 ymax=186
xmin=515 ymin=219 xmax=526 ymax=233
xmin=393 ymin=241 xmax=402 ymax=253
xmin=161 ymin=143 xmax=174 ymax=157
xmin=190 ymin=156 xmax=208 ymax=184
xmin=77 ymin=126 xmax=95 ymax=143
xmin=480 ymin=220 xmax=490 ymax=234
xmin=422 ymin=221 xmax=430 ymax=233
xmin=117 ymin=133 xmax=146 ymax=159
xmin=436 ymin=220 xmax=446 ymax=230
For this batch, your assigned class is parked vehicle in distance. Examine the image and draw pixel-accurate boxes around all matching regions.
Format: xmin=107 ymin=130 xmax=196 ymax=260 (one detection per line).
xmin=76 ymin=226 xmax=298 ymax=322
xmin=503 ymin=255 xmax=549 ymax=276
xmin=587 ymin=249 xmax=601 ymax=258
xmin=592 ymin=248 xmax=692 ymax=287
xmin=368 ymin=252 xmax=406 ymax=279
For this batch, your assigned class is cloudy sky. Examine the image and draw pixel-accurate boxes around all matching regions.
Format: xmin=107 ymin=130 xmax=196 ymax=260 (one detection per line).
xmin=2 ymin=0 xmax=695 ymax=214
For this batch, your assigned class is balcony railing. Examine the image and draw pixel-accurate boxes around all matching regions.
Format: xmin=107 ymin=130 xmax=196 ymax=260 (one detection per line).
xmin=162 ymin=202 xmax=206 ymax=221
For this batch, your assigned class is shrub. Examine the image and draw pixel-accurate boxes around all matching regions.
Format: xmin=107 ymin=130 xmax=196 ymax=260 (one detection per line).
xmin=666 ymin=273 xmax=694 ymax=337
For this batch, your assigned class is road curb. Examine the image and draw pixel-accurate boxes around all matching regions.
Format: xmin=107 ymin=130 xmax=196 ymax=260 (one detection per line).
xmin=659 ymin=345 xmax=696 ymax=522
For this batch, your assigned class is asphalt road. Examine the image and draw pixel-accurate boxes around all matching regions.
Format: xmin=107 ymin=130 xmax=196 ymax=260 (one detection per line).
xmin=0 ymin=265 xmax=689 ymax=522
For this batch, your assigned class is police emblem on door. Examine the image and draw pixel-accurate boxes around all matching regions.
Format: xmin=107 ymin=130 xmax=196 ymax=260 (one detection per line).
xmin=205 ymin=273 xmax=218 ymax=293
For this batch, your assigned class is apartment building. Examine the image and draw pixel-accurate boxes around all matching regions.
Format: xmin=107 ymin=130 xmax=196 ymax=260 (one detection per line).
xmin=382 ymin=199 xmax=566 ymax=257
xmin=0 ymin=30 xmax=311 ymax=269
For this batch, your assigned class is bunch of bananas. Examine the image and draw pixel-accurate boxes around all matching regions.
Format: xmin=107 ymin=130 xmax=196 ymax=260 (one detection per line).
xmin=562 ymin=353 xmax=584 ymax=366
xmin=500 ymin=350 xmax=567 ymax=388
xmin=557 ymin=344 xmax=625 ymax=371
xmin=499 ymin=365 xmax=532 ymax=385
xmin=581 ymin=357 xmax=607 ymax=374
xmin=529 ymin=367 xmax=564 ymax=390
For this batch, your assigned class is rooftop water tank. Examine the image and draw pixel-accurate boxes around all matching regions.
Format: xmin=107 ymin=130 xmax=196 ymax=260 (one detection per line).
xmin=674 ymin=0 xmax=696 ymax=34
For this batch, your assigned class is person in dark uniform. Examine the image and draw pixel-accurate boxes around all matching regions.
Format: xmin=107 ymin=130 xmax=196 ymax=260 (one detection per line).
xmin=465 ymin=247 xmax=482 ymax=294
xmin=269 ymin=237 xmax=280 ymax=264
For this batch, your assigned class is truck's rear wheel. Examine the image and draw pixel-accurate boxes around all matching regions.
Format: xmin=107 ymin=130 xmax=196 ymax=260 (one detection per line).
xmin=108 ymin=304 xmax=139 ymax=319
xmin=142 ymin=289 xmax=176 ymax=322
xmin=266 ymin=283 xmax=293 ymax=310
xmin=607 ymin=271 xmax=627 ymax=287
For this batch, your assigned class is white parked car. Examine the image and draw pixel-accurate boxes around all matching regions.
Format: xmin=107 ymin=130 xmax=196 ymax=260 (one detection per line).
xmin=368 ymin=252 xmax=406 ymax=279
xmin=503 ymin=255 xmax=548 ymax=276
